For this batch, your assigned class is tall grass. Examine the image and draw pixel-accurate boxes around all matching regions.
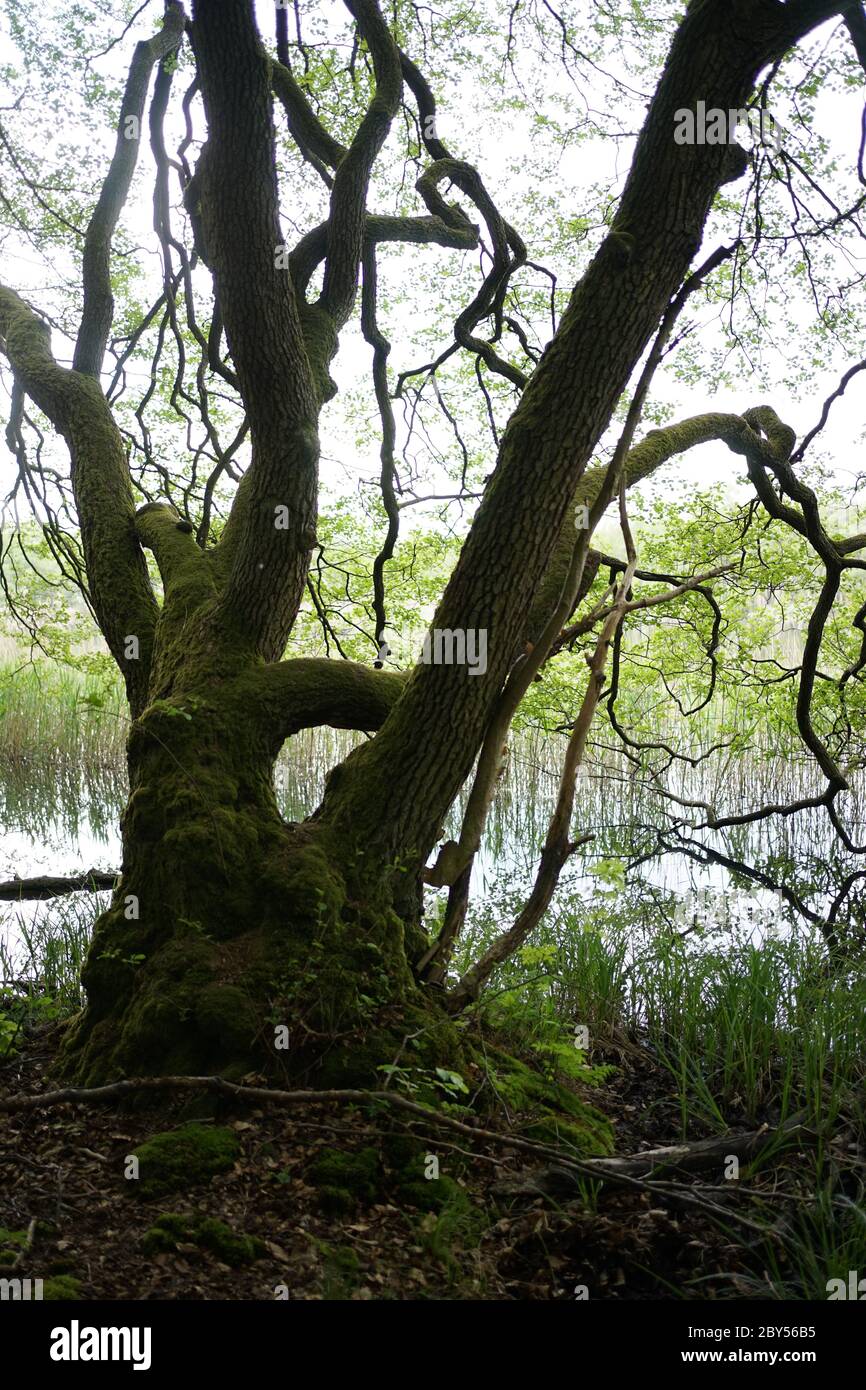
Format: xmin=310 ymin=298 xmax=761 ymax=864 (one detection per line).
xmin=0 ymin=651 xmax=126 ymax=767
xmin=726 ymin=1186 xmax=866 ymax=1300
xmin=456 ymin=894 xmax=866 ymax=1138
xmin=1 ymin=894 xmax=99 ymax=1012
xmin=0 ymin=894 xmax=102 ymax=1052
xmin=0 ymin=657 xmax=127 ymax=840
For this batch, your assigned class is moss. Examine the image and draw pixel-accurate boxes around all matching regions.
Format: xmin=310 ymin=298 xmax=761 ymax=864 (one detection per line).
xmin=42 ymin=1275 xmax=82 ymax=1300
xmin=313 ymin=1036 xmax=399 ymax=1091
xmin=487 ymin=1052 xmax=613 ymax=1157
xmin=130 ymin=1122 xmax=239 ymax=1199
xmin=327 ymin=1245 xmax=360 ymax=1277
xmin=0 ymin=1227 xmax=28 ymax=1250
xmin=195 ymin=1217 xmax=265 ymax=1266
xmin=142 ymin=1211 xmax=190 ymax=1246
xmin=312 ymin=1005 xmax=466 ymax=1092
xmin=59 ymin=760 xmax=470 ymax=1088
xmin=413 ymin=1181 xmax=488 ymax=1277
xmin=0 ymin=1228 xmax=28 ymax=1267
xmin=315 ymin=1185 xmax=357 ymax=1215
xmin=381 ymin=1132 xmax=420 ymax=1169
xmin=384 ymin=1133 xmax=471 ymax=1211
xmin=397 ymin=1172 xmax=464 ymax=1214
xmin=524 ymin=1116 xmax=605 ymax=1150
xmin=63 ymin=927 xmax=222 ymax=1083
xmin=195 ymin=984 xmax=258 ymax=1054
xmin=141 ymin=1211 xmax=265 ymax=1266
xmin=319 ymin=1243 xmax=362 ymax=1299
xmin=55 ymin=711 xmax=611 ymax=1176
xmin=298 ymin=300 xmax=339 ymax=402
xmin=307 ymin=1145 xmax=381 ymax=1212
xmin=254 ymin=829 xmax=450 ymax=1046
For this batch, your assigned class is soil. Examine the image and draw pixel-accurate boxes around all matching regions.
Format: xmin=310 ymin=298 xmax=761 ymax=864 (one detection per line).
xmin=0 ymin=1023 xmax=835 ymax=1301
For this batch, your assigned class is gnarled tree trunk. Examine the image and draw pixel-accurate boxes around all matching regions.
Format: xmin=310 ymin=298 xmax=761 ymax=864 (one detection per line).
xmin=0 ymin=0 xmax=847 ymax=1087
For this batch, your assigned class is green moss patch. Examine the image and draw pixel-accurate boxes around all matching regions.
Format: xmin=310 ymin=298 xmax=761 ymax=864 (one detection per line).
xmin=130 ymin=1122 xmax=239 ymax=1199
xmin=195 ymin=983 xmax=257 ymax=1054
xmin=397 ymin=1171 xmax=465 ymax=1215
xmin=306 ymin=1145 xmax=382 ymax=1213
xmin=318 ymin=1243 xmax=362 ymax=1299
xmin=0 ymin=1227 xmax=28 ymax=1268
xmin=141 ymin=1212 xmax=265 ymax=1267
xmin=413 ymin=1181 xmax=489 ymax=1278
xmin=42 ymin=1275 xmax=82 ymax=1300
xmin=488 ymin=1053 xmax=613 ymax=1157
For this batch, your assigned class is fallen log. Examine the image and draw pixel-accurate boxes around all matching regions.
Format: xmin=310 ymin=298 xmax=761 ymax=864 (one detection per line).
xmin=0 ymin=870 xmax=119 ymax=901
xmin=492 ymin=1112 xmax=814 ymax=1199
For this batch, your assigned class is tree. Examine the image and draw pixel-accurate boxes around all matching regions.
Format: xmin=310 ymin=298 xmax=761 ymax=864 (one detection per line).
xmin=0 ymin=0 xmax=862 ymax=1086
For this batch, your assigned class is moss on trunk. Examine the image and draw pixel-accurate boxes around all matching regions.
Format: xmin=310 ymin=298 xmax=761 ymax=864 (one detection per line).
xmin=58 ymin=660 xmax=608 ymax=1167
xmin=59 ymin=669 xmax=464 ymax=1087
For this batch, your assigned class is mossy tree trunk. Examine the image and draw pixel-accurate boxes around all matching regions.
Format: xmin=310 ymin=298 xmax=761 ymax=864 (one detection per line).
xmin=63 ymin=637 xmax=438 ymax=1086
xmin=0 ymin=0 xmax=846 ymax=1085
xmin=59 ymin=505 xmax=425 ymax=1084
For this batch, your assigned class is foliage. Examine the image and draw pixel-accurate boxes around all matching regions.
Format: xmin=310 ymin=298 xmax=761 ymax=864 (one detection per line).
xmin=129 ymin=1124 xmax=240 ymax=1200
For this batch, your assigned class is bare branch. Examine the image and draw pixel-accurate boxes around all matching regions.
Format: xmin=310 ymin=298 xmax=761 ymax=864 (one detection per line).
xmin=319 ymin=0 xmax=402 ymax=326
xmin=74 ymin=1 xmax=186 ymax=378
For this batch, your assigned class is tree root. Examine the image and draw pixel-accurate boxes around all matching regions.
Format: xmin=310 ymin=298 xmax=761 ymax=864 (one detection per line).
xmin=0 ymin=1074 xmax=816 ymax=1239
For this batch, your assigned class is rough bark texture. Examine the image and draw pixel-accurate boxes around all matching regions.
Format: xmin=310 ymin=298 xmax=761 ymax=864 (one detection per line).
xmin=61 ymin=663 xmax=455 ymax=1087
xmin=312 ymin=0 xmax=844 ymax=876
xmin=191 ymin=0 xmax=322 ymax=661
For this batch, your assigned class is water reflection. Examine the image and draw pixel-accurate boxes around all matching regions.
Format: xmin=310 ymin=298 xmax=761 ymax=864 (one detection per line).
xmin=3 ymin=723 xmax=864 ymax=971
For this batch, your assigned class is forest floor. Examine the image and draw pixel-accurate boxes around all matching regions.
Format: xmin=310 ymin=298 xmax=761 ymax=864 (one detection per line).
xmin=0 ymin=1021 xmax=845 ymax=1302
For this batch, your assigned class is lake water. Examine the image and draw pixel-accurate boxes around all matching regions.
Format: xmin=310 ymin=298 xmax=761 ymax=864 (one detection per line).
xmin=2 ymin=721 xmax=862 ymax=976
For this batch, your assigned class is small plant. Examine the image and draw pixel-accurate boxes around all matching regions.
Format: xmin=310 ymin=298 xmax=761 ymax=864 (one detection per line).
xmin=0 ymin=1010 xmax=21 ymax=1058
xmin=376 ymin=1064 xmax=469 ymax=1100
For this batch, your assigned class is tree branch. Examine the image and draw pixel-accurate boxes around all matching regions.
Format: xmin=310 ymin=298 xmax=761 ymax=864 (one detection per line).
xmin=526 ymin=408 xmax=746 ymax=646
xmin=191 ymin=0 xmax=321 ymax=662
xmin=134 ymin=501 xmax=212 ymax=604
xmin=319 ymin=0 xmax=402 ymax=327
xmin=289 ymin=211 xmax=478 ymax=299
xmin=315 ymin=0 xmax=833 ymax=869
xmin=74 ymin=1 xmax=186 ymax=377
xmin=270 ymin=51 xmax=347 ymax=181
xmin=0 ymin=285 xmax=158 ymax=713
xmin=0 ymin=870 xmax=118 ymax=901
xmin=253 ymin=656 xmax=406 ymax=743
xmin=445 ymin=489 xmax=638 ymax=1007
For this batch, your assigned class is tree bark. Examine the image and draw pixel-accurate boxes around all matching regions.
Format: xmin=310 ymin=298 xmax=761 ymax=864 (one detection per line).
xmin=312 ymin=0 xmax=845 ymax=877
xmin=61 ymin=651 xmax=453 ymax=1085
